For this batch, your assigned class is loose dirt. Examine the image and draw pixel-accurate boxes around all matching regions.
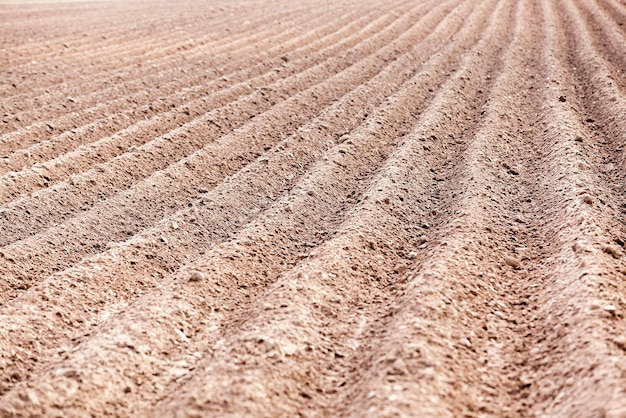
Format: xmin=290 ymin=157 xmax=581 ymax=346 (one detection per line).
xmin=1 ymin=0 xmax=626 ymax=416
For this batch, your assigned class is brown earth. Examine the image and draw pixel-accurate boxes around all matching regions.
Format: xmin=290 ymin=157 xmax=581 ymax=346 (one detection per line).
xmin=1 ymin=0 xmax=626 ymax=416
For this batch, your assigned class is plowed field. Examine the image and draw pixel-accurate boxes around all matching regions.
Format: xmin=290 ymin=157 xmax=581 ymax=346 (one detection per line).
xmin=1 ymin=0 xmax=626 ymax=416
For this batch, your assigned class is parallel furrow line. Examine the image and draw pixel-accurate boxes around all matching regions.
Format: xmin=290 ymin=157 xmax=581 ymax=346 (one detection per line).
xmin=0 ymin=0 xmax=465 ymax=406
xmin=0 ymin=3 xmax=223 ymax=62
xmin=319 ymin=2 xmax=547 ymax=416
xmin=596 ymin=0 xmax=626 ymax=30
xmin=503 ymin=0 xmax=626 ymax=415
xmin=0 ymin=3 xmax=398 ymax=198
xmin=0 ymin=1 xmax=318 ymax=91
xmin=0 ymin=0 xmax=426 ymax=252
xmin=143 ymin=0 xmax=518 ymax=416
xmin=0 ymin=2 xmax=348 ymax=139
xmin=0 ymin=0 xmax=445 ymax=304
xmin=573 ymin=0 xmax=626 ymax=91
xmin=558 ymin=0 xmax=626 ymax=210
xmin=1 ymin=1 xmax=316 ymax=71
xmin=0 ymin=0 xmax=345 ymax=118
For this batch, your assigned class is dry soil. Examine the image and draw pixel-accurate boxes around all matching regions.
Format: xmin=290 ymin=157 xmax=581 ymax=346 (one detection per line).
xmin=1 ymin=0 xmax=626 ymax=416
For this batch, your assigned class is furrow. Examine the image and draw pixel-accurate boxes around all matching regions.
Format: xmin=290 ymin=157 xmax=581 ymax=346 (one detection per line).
xmin=589 ymin=0 xmax=626 ymax=33
xmin=0 ymin=3 xmax=403 ymax=201
xmin=3 ymin=0 xmax=376 ymax=97
xmin=555 ymin=0 xmax=626 ymax=212
xmin=0 ymin=1 xmax=317 ymax=95
xmin=0 ymin=0 xmax=454 ymax=302
xmin=1 ymin=1 xmax=333 ymax=104
xmin=0 ymin=4 xmax=293 ymax=103
xmin=0 ymin=0 xmax=364 ymax=131
xmin=2 ymin=4 xmax=273 ymax=70
xmin=2 ymin=0 xmax=622 ymax=416
xmin=573 ymin=0 xmax=626 ymax=91
xmin=504 ymin=0 xmax=626 ymax=415
xmin=0 ymin=4 xmax=379 ymax=160
xmin=0 ymin=0 xmax=479 ymax=410
xmin=142 ymin=0 xmax=521 ymax=416
xmin=0 ymin=0 xmax=426 ymax=255
xmin=0 ymin=6 xmax=376 ymax=168
xmin=0 ymin=1 xmax=357 ymax=146
xmin=0 ymin=1 xmax=247 ymax=66
xmin=326 ymin=0 xmax=626 ymax=415
xmin=317 ymin=2 xmax=546 ymax=416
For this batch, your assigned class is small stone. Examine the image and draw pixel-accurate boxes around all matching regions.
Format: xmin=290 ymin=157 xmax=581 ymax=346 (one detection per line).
xmin=63 ymin=369 xmax=80 ymax=379
xmin=504 ymin=256 xmax=521 ymax=269
xmin=589 ymin=301 xmax=602 ymax=310
xmin=604 ymin=305 xmax=617 ymax=315
xmin=559 ymin=95 xmax=566 ymax=102
xmin=602 ymin=244 xmax=621 ymax=259
xmin=160 ymin=236 xmax=168 ymax=245
xmin=26 ymin=390 xmax=40 ymax=405
xmin=171 ymin=221 xmax=178 ymax=230
xmin=459 ymin=338 xmax=471 ymax=348
xmin=189 ymin=271 xmax=204 ymax=282
xmin=613 ymin=335 xmax=626 ymax=350
xmin=572 ymin=241 xmax=587 ymax=253
xmin=519 ymin=374 xmax=533 ymax=388
xmin=394 ymin=263 xmax=408 ymax=274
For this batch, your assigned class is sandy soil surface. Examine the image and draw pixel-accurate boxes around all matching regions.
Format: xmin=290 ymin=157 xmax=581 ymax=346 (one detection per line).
xmin=1 ymin=0 xmax=626 ymax=416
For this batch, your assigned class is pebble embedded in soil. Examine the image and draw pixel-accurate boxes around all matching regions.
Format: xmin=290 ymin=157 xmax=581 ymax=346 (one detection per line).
xmin=602 ymin=244 xmax=621 ymax=259
xmin=394 ymin=263 xmax=408 ymax=274
xmin=504 ymin=256 xmax=521 ymax=269
xmin=572 ymin=241 xmax=587 ymax=253
xmin=613 ymin=336 xmax=626 ymax=350
xmin=189 ymin=271 xmax=204 ymax=282
xmin=604 ymin=305 xmax=617 ymax=315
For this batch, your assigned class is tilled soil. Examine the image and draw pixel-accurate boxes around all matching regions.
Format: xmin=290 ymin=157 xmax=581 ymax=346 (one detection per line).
xmin=1 ymin=0 xmax=626 ymax=416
